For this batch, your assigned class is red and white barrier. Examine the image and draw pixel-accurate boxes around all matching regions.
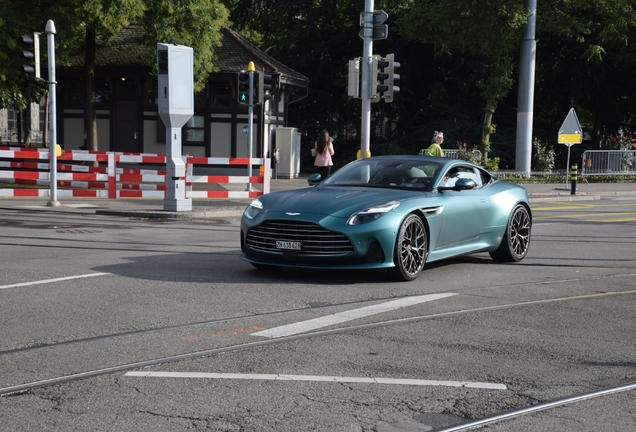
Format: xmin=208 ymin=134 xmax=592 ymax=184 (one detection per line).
xmin=0 ymin=146 xmax=269 ymax=199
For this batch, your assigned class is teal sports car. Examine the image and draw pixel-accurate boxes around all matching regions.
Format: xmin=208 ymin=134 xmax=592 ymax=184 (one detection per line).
xmin=240 ymin=155 xmax=531 ymax=281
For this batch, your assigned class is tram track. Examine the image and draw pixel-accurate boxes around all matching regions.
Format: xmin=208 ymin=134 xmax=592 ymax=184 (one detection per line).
xmin=434 ymin=381 xmax=636 ymax=431
xmin=2 ymin=283 xmax=634 ymax=398
xmin=2 ymin=272 xmax=634 ymax=358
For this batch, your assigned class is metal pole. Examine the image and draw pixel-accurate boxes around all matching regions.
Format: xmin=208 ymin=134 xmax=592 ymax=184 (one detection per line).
xmin=360 ymin=0 xmax=374 ymax=159
xmin=45 ymin=20 xmax=59 ymax=207
xmin=515 ymin=0 xmax=537 ymax=175
xmin=246 ymin=68 xmax=255 ymax=192
xmin=564 ymin=144 xmax=571 ymax=189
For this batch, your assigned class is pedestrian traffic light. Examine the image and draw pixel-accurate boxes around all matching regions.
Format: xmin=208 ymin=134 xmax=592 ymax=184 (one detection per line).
xmin=383 ymin=54 xmax=400 ymax=103
xmin=370 ymin=54 xmax=389 ymax=103
xmin=237 ymin=71 xmax=249 ymax=104
xmin=19 ymin=34 xmax=40 ymax=78
xmin=257 ymin=72 xmax=279 ymax=104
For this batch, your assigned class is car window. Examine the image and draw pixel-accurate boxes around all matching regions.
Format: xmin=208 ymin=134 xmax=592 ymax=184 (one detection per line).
xmin=441 ymin=166 xmax=482 ymax=188
xmin=478 ymin=168 xmax=494 ymax=186
xmin=324 ymin=159 xmax=441 ymax=191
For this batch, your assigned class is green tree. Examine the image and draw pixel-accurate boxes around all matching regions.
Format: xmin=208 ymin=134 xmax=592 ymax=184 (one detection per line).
xmin=0 ymin=0 xmax=230 ymax=150
xmin=231 ymin=0 xmax=362 ymax=137
xmin=141 ymin=0 xmax=229 ymax=92
xmin=0 ymin=0 xmax=49 ymax=144
xmin=396 ymin=0 xmax=529 ymax=163
xmin=64 ymin=0 xmax=147 ymax=151
xmin=533 ymin=0 xmax=636 ymax=142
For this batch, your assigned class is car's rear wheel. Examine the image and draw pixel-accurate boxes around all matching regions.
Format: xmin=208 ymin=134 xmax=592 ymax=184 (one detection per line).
xmin=490 ymin=204 xmax=531 ymax=262
xmin=391 ymin=214 xmax=427 ymax=281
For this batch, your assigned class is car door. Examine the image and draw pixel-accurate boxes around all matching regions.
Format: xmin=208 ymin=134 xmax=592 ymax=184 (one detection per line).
xmin=434 ymin=166 xmax=491 ymax=251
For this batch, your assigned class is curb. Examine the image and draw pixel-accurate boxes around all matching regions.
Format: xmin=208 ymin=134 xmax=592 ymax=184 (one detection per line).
xmin=95 ymin=207 xmax=245 ymax=219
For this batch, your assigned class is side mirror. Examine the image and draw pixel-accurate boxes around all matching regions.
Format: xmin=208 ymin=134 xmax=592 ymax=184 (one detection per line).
xmin=438 ymin=178 xmax=477 ymax=191
xmin=308 ymin=173 xmax=322 ymax=186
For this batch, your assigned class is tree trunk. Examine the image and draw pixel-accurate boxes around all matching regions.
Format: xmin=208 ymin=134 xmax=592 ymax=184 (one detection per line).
xmin=84 ymin=24 xmax=98 ymax=165
xmin=481 ymin=99 xmax=497 ymax=165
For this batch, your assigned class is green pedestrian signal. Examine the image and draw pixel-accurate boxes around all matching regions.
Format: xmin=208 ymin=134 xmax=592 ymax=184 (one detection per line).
xmin=237 ymin=71 xmax=249 ymax=105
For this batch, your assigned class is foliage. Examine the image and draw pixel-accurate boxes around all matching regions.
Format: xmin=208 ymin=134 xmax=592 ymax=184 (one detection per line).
xmin=456 ymin=139 xmax=482 ymax=165
xmin=606 ymin=133 xmax=636 ymax=150
xmin=532 ymin=138 xmax=555 ymax=172
xmin=0 ymin=76 xmax=47 ymax=111
xmin=486 ymin=157 xmax=500 ymax=172
xmin=2 ymin=0 xmax=636 ymax=171
xmin=142 ymin=0 xmax=230 ymax=92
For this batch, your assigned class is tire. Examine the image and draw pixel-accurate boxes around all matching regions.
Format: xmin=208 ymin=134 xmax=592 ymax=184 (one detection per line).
xmin=391 ymin=214 xmax=427 ymax=281
xmin=489 ymin=204 xmax=531 ymax=262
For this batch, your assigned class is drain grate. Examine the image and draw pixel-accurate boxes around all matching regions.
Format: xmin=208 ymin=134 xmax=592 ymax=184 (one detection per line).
xmin=55 ymin=229 xmax=103 ymax=234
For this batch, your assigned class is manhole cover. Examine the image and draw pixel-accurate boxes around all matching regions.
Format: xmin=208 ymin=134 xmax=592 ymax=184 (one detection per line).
xmin=55 ymin=229 xmax=103 ymax=234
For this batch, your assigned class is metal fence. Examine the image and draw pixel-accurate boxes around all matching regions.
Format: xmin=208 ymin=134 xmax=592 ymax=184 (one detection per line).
xmin=417 ymin=148 xmax=482 ymax=160
xmin=581 ymin=150 xmax=636 ymax=176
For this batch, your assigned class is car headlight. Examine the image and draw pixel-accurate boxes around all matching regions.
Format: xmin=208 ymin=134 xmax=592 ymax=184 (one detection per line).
xmin=347 ymin=201 xmax=401 ymax=226
xmin=244 ymin=198 xmax=263 ymax=219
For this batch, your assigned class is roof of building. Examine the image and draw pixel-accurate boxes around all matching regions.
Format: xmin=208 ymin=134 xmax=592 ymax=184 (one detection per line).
xmin=66 ymin=27 xmax=308 ymax=85
xmin=216 ymin=28 xmax=308 ymax=84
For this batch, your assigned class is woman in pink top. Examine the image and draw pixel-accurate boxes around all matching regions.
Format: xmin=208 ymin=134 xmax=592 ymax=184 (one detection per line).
xmin=313 ymin=130 xmax=335 ymax=180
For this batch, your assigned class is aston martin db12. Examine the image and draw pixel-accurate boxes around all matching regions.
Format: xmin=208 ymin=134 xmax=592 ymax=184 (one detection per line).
xmin=240 ymin=156 xmax=531 ymax=281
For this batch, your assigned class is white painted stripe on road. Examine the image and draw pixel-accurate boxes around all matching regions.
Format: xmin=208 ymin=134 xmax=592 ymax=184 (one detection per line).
xmin=125 ymin=371 xmax=506 ymax=390
xmin=0 ymin=272 xmax=110 ymax=290
xmin=251 ymin=293 xmax=457 ymax=338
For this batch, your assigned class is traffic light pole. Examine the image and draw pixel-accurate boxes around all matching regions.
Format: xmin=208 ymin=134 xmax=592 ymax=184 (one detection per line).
xmin=246 ymin=62 xmax=255 ymax=192
xmin=360 ymin=0 xmax=374 ymax=159
xmin=45 ymin=20 xmax=59 ymax=207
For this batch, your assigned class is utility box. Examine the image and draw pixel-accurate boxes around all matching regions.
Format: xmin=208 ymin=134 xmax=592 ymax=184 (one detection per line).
xmin=157 ymin=43 xmax=193 ymax=211
xmin=275 ymin=127 xmax=301 ymax=179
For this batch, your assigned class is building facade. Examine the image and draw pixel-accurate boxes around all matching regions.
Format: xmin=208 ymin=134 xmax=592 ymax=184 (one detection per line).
xmin=2 ymin=28 xmax=308 ymax=163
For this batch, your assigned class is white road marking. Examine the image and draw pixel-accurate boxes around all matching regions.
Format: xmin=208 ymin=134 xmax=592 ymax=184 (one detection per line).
xmin=251 ymin=293 xmax=457 ymax=338
xmin=0 ymin=273 xmax=110 ymax=290
xmin=125 ymin=371 xmax=506 ymax=390
xmin=18 ymin=204 xmax=99 ymax=209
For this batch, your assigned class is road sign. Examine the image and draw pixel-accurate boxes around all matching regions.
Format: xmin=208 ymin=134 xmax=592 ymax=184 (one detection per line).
xmin=558 ymin=108 xmax=582 ymax=144
xmin=243 ymin=125 xmax=249 ymax=134
xmin=358 ymin=26 xmax=388 ymax=40
xmin=360 ymin=10 xmax=388 ymax=26
xmin=359 ymin=10 xmax=389 ymax=40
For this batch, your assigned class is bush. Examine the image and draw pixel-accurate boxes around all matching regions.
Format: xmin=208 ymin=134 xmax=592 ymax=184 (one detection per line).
xmin=532 ymin=138 xmax=555 ymax=172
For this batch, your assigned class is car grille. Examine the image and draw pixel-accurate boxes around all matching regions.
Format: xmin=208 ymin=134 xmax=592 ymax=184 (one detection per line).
xmin=246 ymin=220 xmax=354 ymax=255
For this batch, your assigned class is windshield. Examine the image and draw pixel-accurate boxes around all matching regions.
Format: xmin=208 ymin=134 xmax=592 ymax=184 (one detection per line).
xmin=322 ymin=158 xmax=442 ymax=192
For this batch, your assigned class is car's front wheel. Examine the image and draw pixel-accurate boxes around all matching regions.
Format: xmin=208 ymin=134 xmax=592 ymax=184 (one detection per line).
xmin=490 ymin=204 xmax=531 ymax=262
xmin=391 ymin=214 xmax=427 ymax=281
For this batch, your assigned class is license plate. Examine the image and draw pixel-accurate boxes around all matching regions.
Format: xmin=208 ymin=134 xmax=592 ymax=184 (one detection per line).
xmin=276 ymin=241 xmax=301 ymax=250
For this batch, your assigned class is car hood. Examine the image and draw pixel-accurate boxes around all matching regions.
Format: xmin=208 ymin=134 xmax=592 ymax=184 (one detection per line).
xmin=260 ymin=186 xmax=428 ymax=218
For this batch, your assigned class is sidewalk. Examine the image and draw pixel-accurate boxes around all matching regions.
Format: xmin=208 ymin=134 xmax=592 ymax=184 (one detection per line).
xmin=0 ymin=178 xmax=634 ymax=219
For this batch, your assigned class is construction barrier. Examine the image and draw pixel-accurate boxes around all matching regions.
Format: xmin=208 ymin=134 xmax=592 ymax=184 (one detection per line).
xmin=0 ymin=146 xmax=269 ymax=199
xmin=581 ymin=150 xmax=636 ymax=176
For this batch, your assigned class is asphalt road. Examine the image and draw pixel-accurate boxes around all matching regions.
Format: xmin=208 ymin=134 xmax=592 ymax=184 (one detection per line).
xmin=0 ymin=198 xmax=635 ymax=431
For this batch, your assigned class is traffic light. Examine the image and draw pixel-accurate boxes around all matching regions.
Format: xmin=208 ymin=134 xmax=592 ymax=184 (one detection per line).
xmin=347 ymin=58 xmax=360 ymax=98
xmin=19 ymin=34 xmax=40 ymax=78
xmin=383 ymin=54 xmax=400 ymax=103
xmin=370 ymin=54 xmax=389 ymax=103
xmin=257 ymin=72 xmax=278 ymax=104
xmin=237 ymin=71 xmax=249 ymax=104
